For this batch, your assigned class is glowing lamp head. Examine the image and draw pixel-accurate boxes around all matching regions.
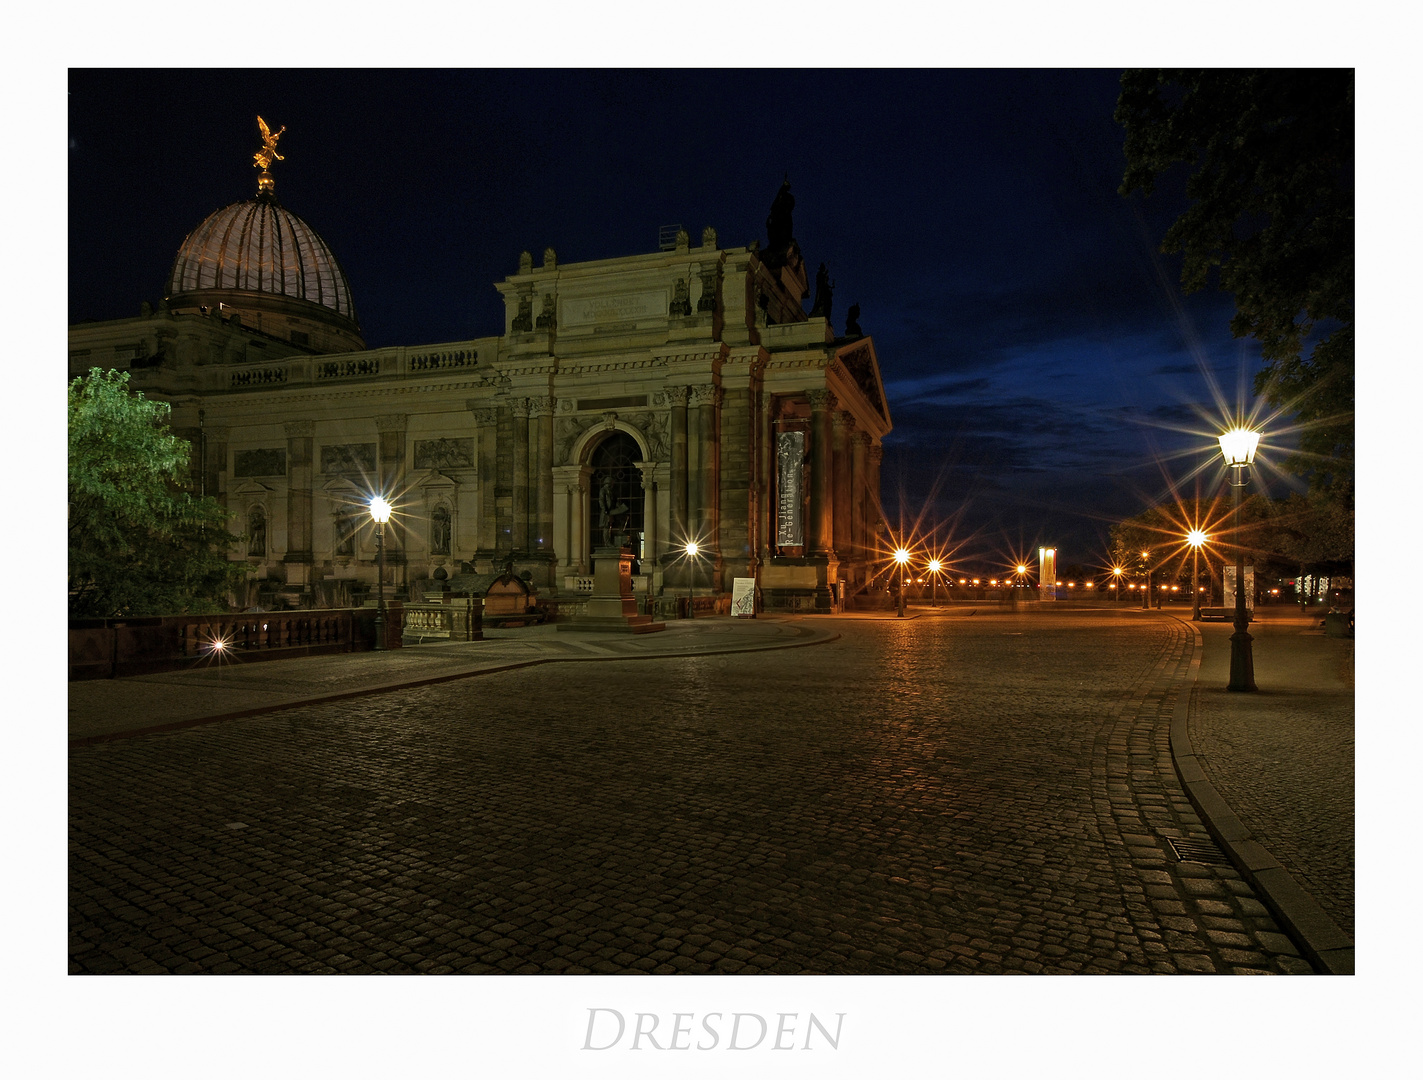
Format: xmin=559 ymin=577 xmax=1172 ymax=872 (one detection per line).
xmin=685 ymin=541 xmax=699 ymax=557
xmin=1112 ymin=567 xmax=1123 ymax=576
xmin=369 ymin=496 xmax=393 ymax=524
xmin=1016 ymin=565 xmax=1027 ymax=575
xmin=1218 ymin=427 xmax=1260 ymax=468
xmin=928 ymin=559 xmax=941 ymax=573
xmin=1187 ymin=529 xmax=1208 ymax=548
xmin=893 ymin=548 xmax=910 ymax=566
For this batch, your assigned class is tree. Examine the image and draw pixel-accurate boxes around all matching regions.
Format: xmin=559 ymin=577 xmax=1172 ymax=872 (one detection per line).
xmin=68 ymin=368 xmax=242 ymax=617
xmin=1116 ymin=70 xmax=1354 ymax=500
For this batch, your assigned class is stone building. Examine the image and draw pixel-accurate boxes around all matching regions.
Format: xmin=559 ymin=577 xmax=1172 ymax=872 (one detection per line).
xmin=68 ymin=140 xmax=893 ymax=613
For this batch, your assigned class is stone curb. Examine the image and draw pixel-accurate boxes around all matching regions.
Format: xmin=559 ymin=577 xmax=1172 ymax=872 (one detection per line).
xmin=1166 ymin=616 xmax=1355 ymax=975
xmin=69 ymin=625 xmax=840 ymax=749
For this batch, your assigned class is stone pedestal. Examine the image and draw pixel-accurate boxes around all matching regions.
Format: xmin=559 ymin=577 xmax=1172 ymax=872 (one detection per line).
xmin=558 ymin=545 xmax=665 ymax=634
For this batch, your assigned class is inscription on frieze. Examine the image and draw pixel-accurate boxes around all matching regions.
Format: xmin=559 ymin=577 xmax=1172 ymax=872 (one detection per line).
xmin=560 ymin=290 xmax=667 ymax=329
xmin=233 ymin=448 xmax=287 ymax=477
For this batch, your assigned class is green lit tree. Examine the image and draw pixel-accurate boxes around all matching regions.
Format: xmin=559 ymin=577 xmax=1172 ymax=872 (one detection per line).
xmin=1116 ymin=69 xmax=1354 ymax=502
xmin=68 ymin=368 xmax=243 ymax=617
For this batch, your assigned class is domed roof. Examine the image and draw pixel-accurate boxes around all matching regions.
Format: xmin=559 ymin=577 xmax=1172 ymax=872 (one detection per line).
xmin=166 ymin=192 xmax=360 ymax=327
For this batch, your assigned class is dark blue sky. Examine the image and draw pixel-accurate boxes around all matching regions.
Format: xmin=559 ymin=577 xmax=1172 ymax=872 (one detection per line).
xmin=68 ymin=68 xmax=1275 ymax=570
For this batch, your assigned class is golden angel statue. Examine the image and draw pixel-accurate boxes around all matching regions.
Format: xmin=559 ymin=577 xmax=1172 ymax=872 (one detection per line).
xmin=253 ymin=116 xmax=286 ymax=172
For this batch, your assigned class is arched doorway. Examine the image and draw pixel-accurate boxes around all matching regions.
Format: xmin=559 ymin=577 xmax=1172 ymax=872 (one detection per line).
xmin=588 ymin=432 xmax=645 ymax=564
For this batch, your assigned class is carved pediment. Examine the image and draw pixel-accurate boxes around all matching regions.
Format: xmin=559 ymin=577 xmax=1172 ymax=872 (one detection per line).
xmin=833 ymin=337 xmax=890 ymax=426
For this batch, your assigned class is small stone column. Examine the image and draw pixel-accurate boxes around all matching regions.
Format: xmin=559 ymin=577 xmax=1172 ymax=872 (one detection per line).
xmin=469 ymin=403 xmax=499 ymax=556
xmin=530 ymin=396 xmax=555 ymax=554
xmin=832 ymin=410 xmax=852 ymax=558
xmin=851 ymin=430 xmax=870 ymax=560
xmin=284 ymin=420 xmax=314 ymax=583
xmin=868 ymin=442 xmax=884 ymax=541
xmin=511 ymin=397 xmax=531 ymax=553
xmin=806 ymin=390 xmax=836 ymax=555
xmin=668 ymin=386 xmax=689 ymax=548
xmin=691 ymin=383 xmax=721 ymax=569
xmin=636 ymin=460 xmax=658 ymax=567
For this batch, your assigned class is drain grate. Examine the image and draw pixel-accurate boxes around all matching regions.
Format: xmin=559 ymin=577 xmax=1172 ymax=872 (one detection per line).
xmin=1166 ymin=836 xmax=1233 ymax=867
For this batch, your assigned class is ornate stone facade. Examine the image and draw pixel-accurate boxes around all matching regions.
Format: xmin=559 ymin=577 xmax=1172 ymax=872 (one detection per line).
xmin=70 ymin=193 xmax=893 ymax=612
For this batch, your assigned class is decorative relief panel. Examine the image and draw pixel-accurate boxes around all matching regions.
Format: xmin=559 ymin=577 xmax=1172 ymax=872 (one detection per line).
xmin=321 ymin=443 xmax=377 ymax=474
xmin=413 ymin=438 xmax=475 ymax=470
xmin=233 ymin=448 xmax=287 ymax=478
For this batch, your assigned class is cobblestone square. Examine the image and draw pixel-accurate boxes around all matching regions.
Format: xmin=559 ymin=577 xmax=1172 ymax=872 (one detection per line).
xmin=69 ymin=609 xmax=1332 ymax=974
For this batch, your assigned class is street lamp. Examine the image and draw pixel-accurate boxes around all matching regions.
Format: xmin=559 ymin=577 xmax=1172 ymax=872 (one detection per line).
xmin=893 ymin=547 xmax=909 ymax=617
xmin=1111 ymin=566 xmax=1123 ymax=602
xmin=928 ymin=558 xmax=941 ymax=606
xmin=1186 ymin=529 xmax=1208 ymax=621
xmin=1140 ymin=550 xmax=1151 ymax=610
xmin=1219 ymin=426 xmax=1260 ymax=691
xmin=369 ymin=495 xmax=392 ymax=650
xmin=684 ymin=540 xmax=699 ymax=619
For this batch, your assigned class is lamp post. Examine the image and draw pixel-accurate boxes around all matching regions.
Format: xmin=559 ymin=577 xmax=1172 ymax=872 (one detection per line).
xmin=1219 ymin=427 xmax=1260 ymax=691
xmin=894 ymin=547 xmax=909 ymax=617
xmin=369 ymin=495 xmax=392 ymax=650
xmin=1187 ymin=529 xmax=1207 ymax=620
xmin=1140 ymin=551 xmax=1151 ymax=610
xmin=928 ymin=558 xmax=941 ymax=606
xmin=684 ymin=540 xmax=699 ymax=619
xmin=1112 ymin=566 xmax=1123 ymax=602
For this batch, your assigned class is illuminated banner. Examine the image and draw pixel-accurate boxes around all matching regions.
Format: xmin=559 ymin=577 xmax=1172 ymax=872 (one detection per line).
xmin=776 ymin=431 xmax=804 ymax=547
xmin=1223 ymin=565 xmax=1255 ymax=611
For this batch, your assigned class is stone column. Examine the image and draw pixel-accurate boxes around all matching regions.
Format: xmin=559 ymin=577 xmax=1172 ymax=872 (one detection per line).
xmin=375 ymin=414 xmax=408 ymax=563
xmin=832 ymin=411 xmax=852 ymax=559
xmin=511 ymin=397 xmax=531 ymax=553
xmin=469 ymin=403 xmax=500 ymax=556
xmin=851 ymin=430 xmax=869 ymax=561
xmin=668 ymin=386 xmax=689 ymax=548
xmin=283 ymin=420 xmax=314 ymax=584
xmin=806 ymin=390 xmax=836 ymax=555
xmin=530 ymin=396 xmax=555 ymax=554
xmin=636 ymin=460 xmax=658 ymax=567
xmin=691 ymin=384 xmax=721 ymax=569
xmin=868 ymin=442 xmax=884 ymax=543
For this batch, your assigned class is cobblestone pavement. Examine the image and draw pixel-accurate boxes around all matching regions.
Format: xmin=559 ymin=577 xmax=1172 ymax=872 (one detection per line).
xmin=1188 ymin=611 xmax=1355 ymax=937
xmin=70 ymin=607 xmax=1316 ymax=974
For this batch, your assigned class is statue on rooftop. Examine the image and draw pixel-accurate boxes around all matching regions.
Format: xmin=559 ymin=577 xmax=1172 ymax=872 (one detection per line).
xmin=845 ymin=303 xmax=862 ymax=338
xmin=765 ymin=178 xmax=795 ymax=256
xmin=810 ymin=263 xmax=834 ymax=320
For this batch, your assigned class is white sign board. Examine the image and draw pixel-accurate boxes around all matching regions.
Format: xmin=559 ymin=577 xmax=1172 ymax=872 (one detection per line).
xmin=1223 ymin=565 xmax=1255 ymax=611
xmin=731 ymin=577 xmax=757 ymax=618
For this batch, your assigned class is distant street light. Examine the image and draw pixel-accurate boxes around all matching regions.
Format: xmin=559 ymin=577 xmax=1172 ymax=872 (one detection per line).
xmin=1140 ymin=550 xmax=1151 ymax=610
xmin=928 ymin=558 xmax=941 ymax=606
xmin=369 ymin=495 xmax=393 ymax=650
xmin=1112 ymin=566 xmax=1123 ymax=602
xmin=1187 ymin=529 xmax=1208 ymax=621
xmin=894 ymin=547 xmax=910 ymax=617
xmin=1219 ymin=426 xmax=1260 ymax=691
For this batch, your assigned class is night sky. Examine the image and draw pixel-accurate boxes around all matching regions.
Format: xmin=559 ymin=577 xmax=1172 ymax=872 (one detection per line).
xmin=69 ymin=68 xmax=1282 ymax=572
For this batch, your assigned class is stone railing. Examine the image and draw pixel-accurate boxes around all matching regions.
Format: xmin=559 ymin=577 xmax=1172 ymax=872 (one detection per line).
xmin=222 ymin=341 xmax=484 ymax=392
xmin=68 ymin=607 xmax=397 ymax=680
xmin=400 ymin=597 xmax=483 ymax=644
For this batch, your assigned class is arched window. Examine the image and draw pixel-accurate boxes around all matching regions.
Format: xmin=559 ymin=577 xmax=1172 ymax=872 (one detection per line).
xmin=430 ymin=504 xmax=451 ymax=555
xmin=589 ymin=431 xmax=644 ymax=550
xmin=247 ymin=505 xmax=266 ymax=557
